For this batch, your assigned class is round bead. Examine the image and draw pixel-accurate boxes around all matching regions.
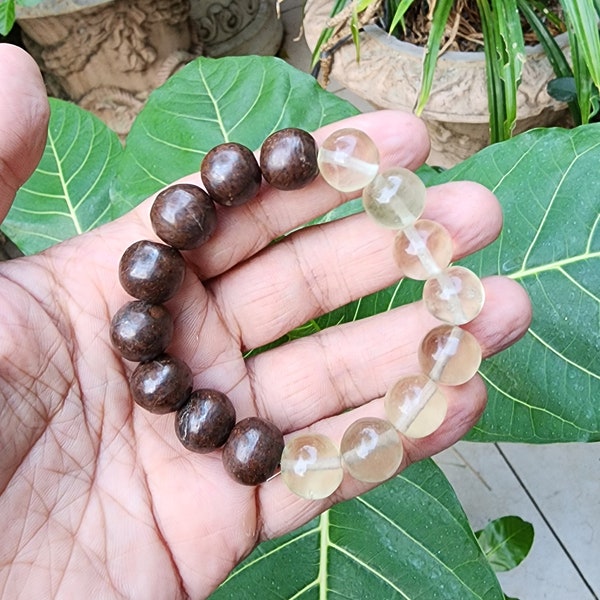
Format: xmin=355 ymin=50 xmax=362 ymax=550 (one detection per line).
xmin=280 ymin=433 xmax=343 ymax=499
xmin=175 ymin=389 xmax=236 ymax=453
xmin=129 ymin=353 xmax=193 ymax=414
xmin=418 ymin=325 xmax=482 ymax=386
xmin=363 ymin=168 xmax=426 ymax=229
xmin=150 ymin=183 xmax=217 ymax=250
xmin=317 ymin=128 xmax=379 ymax=192
xmin=384 ymin=374 xmax=447 ymax=438
xmin=222 ymin=417 xmax=284 ymax=486
xmin=423 ymin=266 xmax=485 ymax=325
xmin=110 ymin=300 xmax=173 ymax=362
xmin=260 ymin=128 xmax=318 ymax=190
xmin=200 ymin=142 xmax=261 ymax=207
xmin=340 ymin=418 xmax=403 ymax=483
xmin=393 ymin=220 xmax=453 ymax=279
xmin=119 ymin=240 xmax=186 ymax=303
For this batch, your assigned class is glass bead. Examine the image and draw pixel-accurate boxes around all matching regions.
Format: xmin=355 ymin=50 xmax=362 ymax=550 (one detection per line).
xmin=363 ymin=168 xmax=426 ymax=229
xmin=317 ymin=128 xmax=379 ymax=192
xmin=384 ymin=374 xmax=447 ymax=438
xmin=418 ymin=325 xmax=482 ymax=386
xmin=393 ymin=220 xmax=453 ymax=279
xmin=340 ymin=418 xmax=403 ymax=483
xmin=281 ymin=433 xmax=343 ymax=499
xmin=423 ymin=266 xmax=485 ymax=325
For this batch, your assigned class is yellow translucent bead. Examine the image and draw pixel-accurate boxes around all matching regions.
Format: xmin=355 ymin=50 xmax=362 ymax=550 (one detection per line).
xmin=384 ymin=374 xmax=447 ymax=438
xmin=393 ymin=220 xmax=453 ymax=279
xmin=340 ymin=417 xmax=403 ymax=483
xmin=418 ymin=325 xmax=482 ymax=386
xmin=280 ymin=433 xmax=343 ymax=499
xmin=317 ymin=128 xmax=380 ymax=192
xmin=423 ymin=266 xmax=485 ymax=325
xmin=363 ymin=168 xmax=426 ymax=229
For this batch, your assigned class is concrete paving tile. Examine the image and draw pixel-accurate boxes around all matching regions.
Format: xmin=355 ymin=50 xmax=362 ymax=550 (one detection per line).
xmin=436 ymin=442 xmax=596 ymax=600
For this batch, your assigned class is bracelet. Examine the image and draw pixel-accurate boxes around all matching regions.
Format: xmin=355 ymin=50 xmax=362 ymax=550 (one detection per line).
xmin=110 ymin=126 xmax=484 ymax=499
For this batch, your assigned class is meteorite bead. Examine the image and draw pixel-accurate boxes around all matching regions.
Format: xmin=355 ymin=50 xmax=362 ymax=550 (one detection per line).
xmin=340 ymin=418 xmax=403 ymax=483
xmin=393 ymin=219 xmax=453 ymax=280
xmin=317 ymin=128 xmax=379 ymax=192
xmin=418 ymin=325 xmax=482 ymax=386
xmin=129 ymin=353 xmax=193 ymax=414
xmin=384 ymin=374 xmax=448 ymax=438
xmin=119 ymin=240 xmax=186 ymax=303
xmin=363 ymin=167 xmax=426 ymax=229
xmin=200 ymin=142 xmax=262 ymax=207
xmin=423 ymin=266 xmax=485 ymax=325
xmin=175 ymin=389 xmax=236 ymax=453
xmin=110 ymin=300 xmax=173 ymax=362
xmin=280 ymin=433 xmax=343 ymax=499
xmin=222 ymin=417 xmax=284 ymax=486
xmin=150 ymin=183 xmax=217 ymax=250
xmin=260 ymin=128 xmax=319 ymax=190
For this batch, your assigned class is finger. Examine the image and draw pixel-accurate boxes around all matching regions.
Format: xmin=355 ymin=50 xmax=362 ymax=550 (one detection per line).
xmin=211 ymin=181 xmax=502 ymax=350
xmin=0 ymin=44 xmax=49 ymax=222
xmin=130 ymin=110 xmax=430 ymax=279
xmin=247 ymin=277 xmax=532 ymax=431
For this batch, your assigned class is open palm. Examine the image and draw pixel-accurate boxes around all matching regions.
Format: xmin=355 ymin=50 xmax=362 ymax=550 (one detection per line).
xmin=0 ymin=45 xmax=531 ymax=599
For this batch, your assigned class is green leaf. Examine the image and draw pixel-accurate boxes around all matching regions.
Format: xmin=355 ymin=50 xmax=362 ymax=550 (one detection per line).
xmin=112 ymin=56 xmax=358 ymax=213
xmin=547 ymin=77 xmax=578 ymax=103
xmin=561 ymin=0 xmax=600 ymax=90
xmin=0 ymin=0 xmax=16 ymax=36
xmin=4 ymin=99 xmax=122 ymax=254
xmin=476 ymin=516 xmax=534 ymax=572
xmin=387 ymin=0 xmax=416 ymax=36
xmin=414 ymin=0 xmax=454 ymax=115
xmin=210 ymin=460 xmax=503 ymax=599
xmin=433 ymin=125 xmax=600 ymax=442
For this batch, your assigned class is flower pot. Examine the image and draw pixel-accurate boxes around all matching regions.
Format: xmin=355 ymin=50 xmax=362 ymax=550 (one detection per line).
xmin=192 ymin=0 xmax=283 ymax=57
xmin=17 ymin=0 xmax=202 ymax=138
xmin=303 ymin=0 xmax=570 ymax=167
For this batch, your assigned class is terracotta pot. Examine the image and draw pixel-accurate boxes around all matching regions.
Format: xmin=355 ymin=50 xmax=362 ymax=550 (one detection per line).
xmin=304 ymin=0 xmax=570 ymax=167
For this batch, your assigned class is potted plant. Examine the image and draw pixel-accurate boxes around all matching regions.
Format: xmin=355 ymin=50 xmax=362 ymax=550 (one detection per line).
xmin=303 ymin=0 xmax=600 ymax=166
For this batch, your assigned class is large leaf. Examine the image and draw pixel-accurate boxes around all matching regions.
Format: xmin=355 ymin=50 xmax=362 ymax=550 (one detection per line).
xmin=210 ymin=460 xmax=503 ymax=599
xmin=3 ymin=98 xmax=122 ymax=254
xmin=111 ymin=55 xmax=359 ymax=214
xmin=444 ymin=125 xmax=600 ymax=442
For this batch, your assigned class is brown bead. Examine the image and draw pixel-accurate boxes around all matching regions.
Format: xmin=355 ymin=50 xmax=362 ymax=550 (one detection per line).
xmin=260 ymin=128 xmax=318 ymax=190
xmin=175 ymin=389 xmax=236 ymax=453
xmin=129 ymin=353 xmax=192 ymax=414
xmin=222 ymin=417 xmax=284 ymax=486
xmin=200 ymin=142 xmax=261 ymax=206
xmin=150 ymin=184 xmax=217 ymax=250
xmin=119 ymin=240 xmax=186 ymax=303
xmin=110 ymin=301 xmax=173 ymax=362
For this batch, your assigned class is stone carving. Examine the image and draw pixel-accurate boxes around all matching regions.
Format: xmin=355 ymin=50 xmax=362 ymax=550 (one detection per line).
xmin=304 ymin=0 xmax=570 ymax=167
xmin=18 ymin=0 xmax=202 ymax=138
xmin=194 ymin=0 xmax=260 ymax=45
xmin=190 ymin=0 xmax=282 ymax=58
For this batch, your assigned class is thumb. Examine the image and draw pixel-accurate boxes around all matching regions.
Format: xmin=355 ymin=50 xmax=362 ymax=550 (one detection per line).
xmin=0 ymin=44 xmax=49 ymax=223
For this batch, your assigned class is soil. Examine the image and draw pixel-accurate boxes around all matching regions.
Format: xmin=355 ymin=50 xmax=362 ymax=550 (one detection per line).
xmin=382 ymin=0 xmax=565 ymax=52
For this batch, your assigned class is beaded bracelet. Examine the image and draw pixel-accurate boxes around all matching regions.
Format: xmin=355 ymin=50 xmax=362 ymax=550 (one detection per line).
xmin=110 ymin=126 xmax=484 ymax=499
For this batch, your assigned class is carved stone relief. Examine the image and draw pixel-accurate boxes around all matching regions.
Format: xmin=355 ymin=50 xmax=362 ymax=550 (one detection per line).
xmin=18 ymin=0 xmax=202 ymax=138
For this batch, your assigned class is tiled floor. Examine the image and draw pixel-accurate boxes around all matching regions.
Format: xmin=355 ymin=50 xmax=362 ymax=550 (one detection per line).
xmin=279 ymin=2 xmax=600 ymax=599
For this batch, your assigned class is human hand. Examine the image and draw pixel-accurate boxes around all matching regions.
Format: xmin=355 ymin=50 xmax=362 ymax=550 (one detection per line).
xmin=0 ymin=44 xmax=531 ymax=598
